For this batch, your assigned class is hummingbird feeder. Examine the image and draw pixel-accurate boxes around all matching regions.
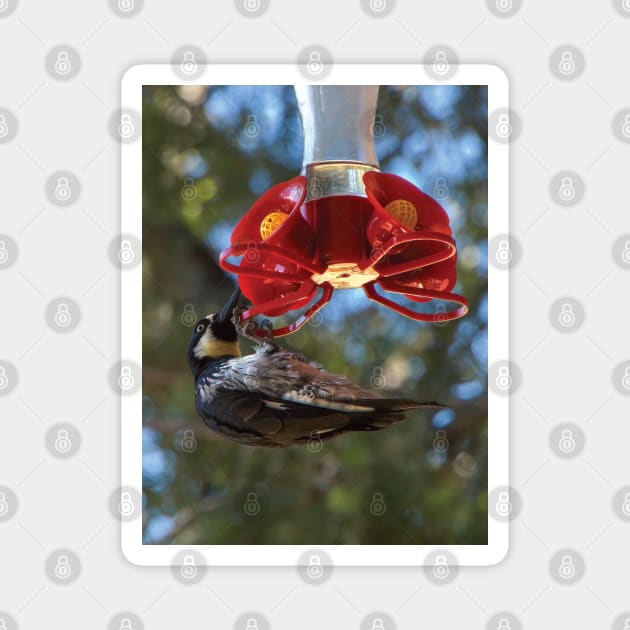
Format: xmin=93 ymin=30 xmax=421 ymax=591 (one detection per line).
xmin=219 ymin=86 xmax=468 ymax=337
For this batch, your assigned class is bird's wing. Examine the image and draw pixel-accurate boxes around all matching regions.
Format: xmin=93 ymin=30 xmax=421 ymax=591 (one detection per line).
xmin=198 ymin=389 xmax=354 ymax=447
xmin=198 ymin=389 xmax=440 ymax=447
xmin=245 ymin=349 xmax=377 ymax=401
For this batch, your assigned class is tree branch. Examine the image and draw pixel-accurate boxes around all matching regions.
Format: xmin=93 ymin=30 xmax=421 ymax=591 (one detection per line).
xmin=150 ymin=495 xmax=223 ymax=545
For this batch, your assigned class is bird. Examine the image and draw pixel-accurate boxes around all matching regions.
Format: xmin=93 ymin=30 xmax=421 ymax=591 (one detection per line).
xmin=186 ymin=288 xmax=445 ymax=448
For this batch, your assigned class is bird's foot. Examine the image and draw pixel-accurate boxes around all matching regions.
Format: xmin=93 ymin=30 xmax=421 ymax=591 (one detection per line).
xmin=233 ymin=310 xmax=281 ymax=352
xmin=232 ymin=307 xmax=258 ymax=340
xmin=258 ymin=319 xmax=282 ymax=353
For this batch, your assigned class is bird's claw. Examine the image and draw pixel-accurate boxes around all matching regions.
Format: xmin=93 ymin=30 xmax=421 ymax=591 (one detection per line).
xmin=233 ymin=309 xmax=280 ymax=350
xmin=232 ymin=307 xmax=257 ymax=340
xmin=258 ymin=319 xmax=282 ymax=352
xmin=260 ymin=319 xmax=273 ymax=336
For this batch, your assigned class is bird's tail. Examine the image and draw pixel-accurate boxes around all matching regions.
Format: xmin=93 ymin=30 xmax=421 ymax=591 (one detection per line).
xmin=334 ymin=398 xmax=446 ymax=434
xmin=350 ymin=398 xmax=447 ymax=411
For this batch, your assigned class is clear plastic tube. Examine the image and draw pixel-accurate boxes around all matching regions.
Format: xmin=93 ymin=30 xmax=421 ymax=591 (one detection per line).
xmin=295 ymin=85 xmax=379 ymax=167
xmin=295 ymin=85 xmax=380 ymax=199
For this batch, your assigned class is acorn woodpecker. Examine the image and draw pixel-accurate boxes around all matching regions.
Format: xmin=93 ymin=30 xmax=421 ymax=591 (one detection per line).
xmin=187 ymin=288 xmax=444 ymax=447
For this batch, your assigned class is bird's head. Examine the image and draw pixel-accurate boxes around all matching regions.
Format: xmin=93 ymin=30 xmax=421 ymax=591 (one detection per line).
xmin=186 ymin=288 xmax=242 ymax=377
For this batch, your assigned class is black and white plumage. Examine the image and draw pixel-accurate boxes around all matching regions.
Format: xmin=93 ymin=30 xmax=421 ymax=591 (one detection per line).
xmin=186 ymin=289 xmax=444 ymax=448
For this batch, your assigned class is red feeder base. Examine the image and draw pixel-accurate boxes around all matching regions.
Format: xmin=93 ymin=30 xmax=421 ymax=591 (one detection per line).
xmin=219 ymin=171 xmax=468 ymax=337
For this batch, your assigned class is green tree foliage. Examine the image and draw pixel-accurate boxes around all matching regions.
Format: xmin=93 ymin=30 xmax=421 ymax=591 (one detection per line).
xmin=142 ymin=84 xmax=488 ymax=545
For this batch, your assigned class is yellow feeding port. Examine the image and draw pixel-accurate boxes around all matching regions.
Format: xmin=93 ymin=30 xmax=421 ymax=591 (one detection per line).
xmin=384 ymin=199 xmax=417 ymax=230
xmin=260 ymin=211 xmax=289 ymax=240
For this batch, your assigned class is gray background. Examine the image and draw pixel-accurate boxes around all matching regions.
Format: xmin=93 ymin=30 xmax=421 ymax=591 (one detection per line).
xmin=1 ymin=0 xmax=629 ymax=629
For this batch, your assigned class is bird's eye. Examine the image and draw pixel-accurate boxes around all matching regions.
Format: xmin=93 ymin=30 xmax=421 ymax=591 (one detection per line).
xmin=196 ymin=323 xmax=206 ymax=333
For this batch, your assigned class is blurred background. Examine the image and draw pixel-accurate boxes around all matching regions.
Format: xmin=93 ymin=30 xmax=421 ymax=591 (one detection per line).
xmin=142 ymin=84 xmax=488 ymax=545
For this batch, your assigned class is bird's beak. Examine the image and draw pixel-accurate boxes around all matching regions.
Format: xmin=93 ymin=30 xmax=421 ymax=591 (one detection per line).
xmin=216 ymin=287 xmax=242 ymax=323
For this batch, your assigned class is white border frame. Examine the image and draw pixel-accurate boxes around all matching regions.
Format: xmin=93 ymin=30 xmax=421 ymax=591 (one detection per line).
xmin=121 ymin=64 xmax=509 ymax=566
